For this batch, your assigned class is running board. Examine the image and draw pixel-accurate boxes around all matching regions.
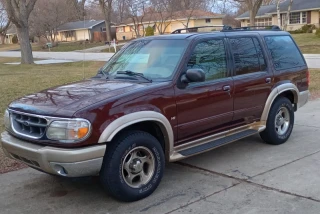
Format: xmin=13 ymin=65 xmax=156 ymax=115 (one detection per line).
xmin=178 ymin=129 xmax=258 ymax=156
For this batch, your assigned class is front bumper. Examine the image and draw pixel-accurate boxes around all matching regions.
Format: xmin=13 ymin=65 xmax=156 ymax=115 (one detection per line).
xmin=1 ymin=131 xmax=106 ymax=177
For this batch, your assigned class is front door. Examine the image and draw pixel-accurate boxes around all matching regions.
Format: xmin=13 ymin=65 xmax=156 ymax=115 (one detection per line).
xmin=175 ymin=38 xmax=234 ymax=145
xmin=227 ymin=35 xmax=274 ymax=126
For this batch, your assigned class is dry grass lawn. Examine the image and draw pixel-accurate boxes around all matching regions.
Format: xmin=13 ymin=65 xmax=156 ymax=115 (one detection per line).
xmin=0 ymin=58 xmax=105 ymax=173
xmin=291 ymin=34 xmax=320 ymax=54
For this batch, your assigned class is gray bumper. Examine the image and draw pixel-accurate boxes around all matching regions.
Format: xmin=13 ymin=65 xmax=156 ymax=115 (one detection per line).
xmin=298 ymin=90 xmax=309 ymax=109
xmin=1 ymin=131 xmax=106 ymax=177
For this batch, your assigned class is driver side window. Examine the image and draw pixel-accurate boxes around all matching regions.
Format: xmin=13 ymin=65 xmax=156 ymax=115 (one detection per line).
xmin=187 ymin=39 xmax=227 ymax=81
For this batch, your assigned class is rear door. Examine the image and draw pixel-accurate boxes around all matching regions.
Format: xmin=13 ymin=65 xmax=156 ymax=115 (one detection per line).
xmin=226 ymin=34 xmax=274 ymax=126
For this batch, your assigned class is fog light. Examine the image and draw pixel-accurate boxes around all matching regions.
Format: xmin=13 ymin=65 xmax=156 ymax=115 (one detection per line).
xmin=52 ymin=164 xmax=68 ymax=176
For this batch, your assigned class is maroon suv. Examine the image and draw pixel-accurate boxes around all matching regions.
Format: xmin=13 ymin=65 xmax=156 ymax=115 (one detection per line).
xmin=1 ymin=28 xmax=309 ymax=202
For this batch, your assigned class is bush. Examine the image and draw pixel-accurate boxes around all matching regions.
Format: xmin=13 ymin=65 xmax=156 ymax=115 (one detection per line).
xmin=145 ymin=26 xmax=154 ymax=36
xmin=12 ymin=35 xmax=18 ymax=44
xmin=301 ymin=24 xmax=316 ymax=33
xmin=316 ymin=28 xmax=320 ymax=38
xmin=289 ymin=24 xmax=316 ymax=34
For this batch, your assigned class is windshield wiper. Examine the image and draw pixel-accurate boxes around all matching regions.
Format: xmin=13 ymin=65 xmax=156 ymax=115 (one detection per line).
xmin=116 ymin=70 xmax=152 ymax=82
xmin=96 ymin=68 xmax=109 ymax=79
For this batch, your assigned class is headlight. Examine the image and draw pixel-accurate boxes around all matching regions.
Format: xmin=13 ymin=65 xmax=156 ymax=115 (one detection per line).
xmin=4 ymin=110 xmax=11 ymax=130
xmin=46 ymin=119 xmax=91 ymax=143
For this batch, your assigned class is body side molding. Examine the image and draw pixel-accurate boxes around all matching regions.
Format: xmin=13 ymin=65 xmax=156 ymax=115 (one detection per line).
xmin=98 ymin=111 xmax=174 ymax=160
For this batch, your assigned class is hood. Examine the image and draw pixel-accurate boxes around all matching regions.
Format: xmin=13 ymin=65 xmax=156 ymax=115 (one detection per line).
xmin=9 ymin=79 xmax=151 ymax=117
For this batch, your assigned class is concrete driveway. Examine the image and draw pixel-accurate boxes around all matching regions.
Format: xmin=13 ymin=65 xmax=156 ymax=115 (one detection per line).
xmin=1 ymin=99 xmax=320 ymax=214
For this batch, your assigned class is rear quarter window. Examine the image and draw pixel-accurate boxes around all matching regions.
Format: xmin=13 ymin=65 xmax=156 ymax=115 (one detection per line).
xmin=264 ymin=35 xmax=305 ymax=70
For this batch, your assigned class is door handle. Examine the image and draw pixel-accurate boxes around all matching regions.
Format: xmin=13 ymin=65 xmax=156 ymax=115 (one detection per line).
xmin=265 ymin=78 xmax=271 ymax=84
xmin=223 ymin=85 xmax=231 ymax=91
xmin=223 ymin=85 xmax=231 ymax=97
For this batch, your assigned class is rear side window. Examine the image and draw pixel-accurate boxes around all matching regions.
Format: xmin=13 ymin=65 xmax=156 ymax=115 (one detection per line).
xmin=230 ymin=37 xmax=267 ymax=75
xmin=265 ymin=36 xmax=305 ymax=70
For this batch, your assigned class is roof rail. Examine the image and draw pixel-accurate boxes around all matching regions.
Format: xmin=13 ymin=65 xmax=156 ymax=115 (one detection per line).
xmin=171 ymin=25 xmax=232 ymax=34
xmin=222 ymin=25 xmax=281 ymax=31
xmin=171 ymin=25 xmax=281 ymax=34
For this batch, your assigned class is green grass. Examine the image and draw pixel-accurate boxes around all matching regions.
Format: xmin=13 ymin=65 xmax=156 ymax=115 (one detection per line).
xmin=32 ymin=41 xmax=107 ymax=52
xmin=0 ymin=58 xmax=105 ymax=173
xmin=291 ymin=34 xmax=320 ymax=54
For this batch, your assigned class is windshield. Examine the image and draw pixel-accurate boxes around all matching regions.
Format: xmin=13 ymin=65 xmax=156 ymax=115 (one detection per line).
xmin=101 ymin=39 xmax=187 ymax=81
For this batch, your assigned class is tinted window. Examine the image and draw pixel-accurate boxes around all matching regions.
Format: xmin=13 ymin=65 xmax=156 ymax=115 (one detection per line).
xmin=187 ymin=39 xmax=227 ymax=81
xmin=265 ymin=36 xmax=305 ymax=70
xmin=230 ymin=37 xmax=267 ymax=75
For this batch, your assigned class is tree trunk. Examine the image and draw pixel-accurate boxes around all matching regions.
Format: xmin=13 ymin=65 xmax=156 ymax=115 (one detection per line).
xmin=277 ymin=0 xmax=281 ymax=28
xmin=17 ymin=26 xmax=34 ymax=64
xmin=104 ymin=20 xmax=112 ymax=41
xmin=284 ymin=0 xmax=293 ymax=31
xmin=249 ymin=10 xmax=255 ymax=26
xmin=0 ymin=35 xmax=5 ymax=44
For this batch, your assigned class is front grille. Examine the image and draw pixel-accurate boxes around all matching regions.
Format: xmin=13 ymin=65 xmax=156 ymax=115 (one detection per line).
xmin=11 ymin=112 xmax=48 ymax=139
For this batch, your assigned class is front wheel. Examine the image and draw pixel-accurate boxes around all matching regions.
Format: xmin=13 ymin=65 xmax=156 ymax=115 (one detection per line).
xmin=260 ymin=97 xmax=294 ymax=145
xmin=99 ymin=131 xmax=165 ymax=202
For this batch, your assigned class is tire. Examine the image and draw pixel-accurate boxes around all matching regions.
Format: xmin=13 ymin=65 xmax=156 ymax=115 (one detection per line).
xmin=99 ymin=131 xmax=165 ymax=202
xmin=260 ymin=97 xmax=294 ymax=145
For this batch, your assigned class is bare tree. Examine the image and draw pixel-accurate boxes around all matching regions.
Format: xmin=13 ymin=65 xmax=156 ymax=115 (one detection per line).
xmin=262 ymin=0 xmax=274 ymax=5
xmin=4 ymin=0 xmax=37 ymax=64
xmin=276 ymin=0 xmax=281 ymax=28
xmin=98 ymin=0 xmax=113 ymax=42
xmin=0 ymin=1 xmax=10 ymax=44
xmin=235 ymin=0 xmax=264 ymax=26
xmin=71 ymin=0 xmax=87 ymax=20
xmin=175 ymin=0 xmax=207 ymax=28
xmin=29 ymin=0 xmax=75 ymax=43
xmin=126 ymin=0 xmax=147 ymax=37
xmin=151 ymin=0 xmax=174 ymax=34
xmin=283 ymin=0 xmax=293 ymax=31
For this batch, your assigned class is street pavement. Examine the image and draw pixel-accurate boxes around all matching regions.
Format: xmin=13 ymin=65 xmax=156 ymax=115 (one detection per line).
xmin=0 ymin=51 xmax=114 ymax=62
xmin=0 ymin=51 xmax=320 ymax=68
xmin=1 ymin=99 xmax=320 ymax=214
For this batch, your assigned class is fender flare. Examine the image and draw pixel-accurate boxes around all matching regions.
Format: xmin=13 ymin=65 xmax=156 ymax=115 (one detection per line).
xmin=98 ymin=111 xmax=174 ymax=159
xmin=261 ymin=83 xmax=299 ymax=122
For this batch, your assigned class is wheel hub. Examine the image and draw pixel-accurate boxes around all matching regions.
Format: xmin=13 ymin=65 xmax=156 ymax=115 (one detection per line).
xmin=130 ymin=159 xmax=143 ymax=173
xmin=275 ymin=107 xmax=290 ymax=135
xmin=121 ymin=146 xmax=155 ymax=188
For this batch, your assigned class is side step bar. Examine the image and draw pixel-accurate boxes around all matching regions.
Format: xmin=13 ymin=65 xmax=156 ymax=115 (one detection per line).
xmin=178 ymin=129 xmax=258 ymax=156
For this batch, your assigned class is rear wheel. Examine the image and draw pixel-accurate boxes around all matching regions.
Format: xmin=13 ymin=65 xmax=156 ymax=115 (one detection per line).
xmin=99 ymin=131 xmax=165 ymax=202
xmin=260 ymin=97 xmax=294 ymax=145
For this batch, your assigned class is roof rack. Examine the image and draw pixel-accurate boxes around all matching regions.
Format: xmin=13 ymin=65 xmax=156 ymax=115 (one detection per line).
xmin=171 ymin=25 xmax=232 ymax=34
xmin=225 ymin=25 xmax=281 ymax=31
xmin=171 ymin=25 xmax=281 ymax=34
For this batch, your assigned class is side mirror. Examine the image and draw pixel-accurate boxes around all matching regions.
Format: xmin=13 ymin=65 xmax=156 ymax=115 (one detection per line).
xmin=181 ymin=69 xmax=205 ymax=83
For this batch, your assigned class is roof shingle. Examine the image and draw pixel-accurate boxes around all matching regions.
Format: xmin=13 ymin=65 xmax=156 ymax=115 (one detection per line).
xmin=57 ymin=20 xmax=105 ymax=32
xmin=237 ymin=0 xmax=320 ymax=19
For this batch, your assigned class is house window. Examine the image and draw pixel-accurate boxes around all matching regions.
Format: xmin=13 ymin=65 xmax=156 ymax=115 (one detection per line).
xmin=205 ymin=19 xmax=211 ymax=23
xmin=117 ymin=27 xmax=124 ymax=33
xmin=301 ymin=12 xmax=307 ymax=23
xmin=253 ymin=18 xmax=272 ymax=26
xmin=247 ymin=18 xmax=272 ymax=27
xmin=289 ymin=12 xmax=307 ymax=24
xmin=101 ymin=27 xmax=106 ymax=32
